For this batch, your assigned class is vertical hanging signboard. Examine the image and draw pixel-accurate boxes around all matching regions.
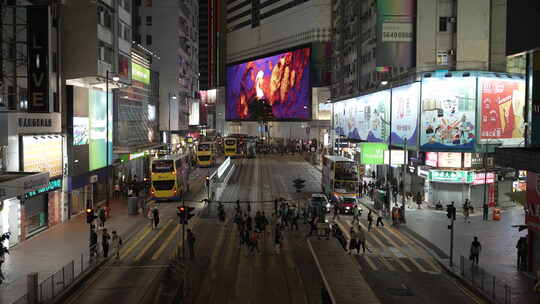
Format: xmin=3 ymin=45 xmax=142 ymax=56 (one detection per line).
xmin=27 ymin=6 xmax=49 ymax=112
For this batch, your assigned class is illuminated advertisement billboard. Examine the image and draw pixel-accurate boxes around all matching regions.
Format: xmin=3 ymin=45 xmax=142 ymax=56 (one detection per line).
xmin=425 ymin=152 xmax=438 ymax=167
xmin=73 ymin=117 xmax=89 ymax=146
xmin=420 ymin=77 xmax=476 ymax=151
xmin=390 ymin=82 xmax=420 ymax=147
xmin=132 ymin=62 xmax=150 ymax=85
xmin=89 ymin=89 xmax=113 ymax=171
xmin=22 ymin=135 xmax=63 ymax=178
xmin=226 ymin=47 xmax=311 ymax=120
xmin=437 ymin=152 xmax=462 ymax=168
xmin=333 ymin=90 xmax=391 ymax=142
xmin=189 ymin=100 xmax=200 ymax=126
xmin=478 ymin=77 xmax=525 ymax=144
xmin=360 ymin=142 xmax=387 ymax=164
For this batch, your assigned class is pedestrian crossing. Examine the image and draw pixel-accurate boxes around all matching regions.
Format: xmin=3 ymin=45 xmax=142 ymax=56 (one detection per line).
xmin=337 ymin=218 xmax=442 ymax=274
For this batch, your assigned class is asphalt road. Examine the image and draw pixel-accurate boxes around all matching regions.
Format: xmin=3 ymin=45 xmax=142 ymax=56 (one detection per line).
xmin=64 ymin=154 xmax=483 ymax=304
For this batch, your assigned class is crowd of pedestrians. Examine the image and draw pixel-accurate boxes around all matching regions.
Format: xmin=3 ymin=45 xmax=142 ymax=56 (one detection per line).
xmin=89 ymin=207 xmax=123 ymax=260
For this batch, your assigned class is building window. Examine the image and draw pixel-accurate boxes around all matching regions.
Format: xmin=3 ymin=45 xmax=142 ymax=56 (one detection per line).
xmin=99 ymin=41 xmax=114 ymax=64
xmin=98 ymin=6 xmax=112 ymax=29
xmin=437 ymin=51 xmax=449 ymax=65
xmin=146 ymin=16 xmax=152 ymax=26
xmin=439 ymin=17 xmax=448 ymax=32
xmin=146 ymin=35 xmax=152 ymax=45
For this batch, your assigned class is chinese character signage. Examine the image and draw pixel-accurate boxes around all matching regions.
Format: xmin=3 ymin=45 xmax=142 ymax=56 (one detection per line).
xmin=437 ymin=152 xmax=462 ymax=168
xmin=472 ymin=172 xmax=495 ymax=185
xmin=479 ymin=77 xmax=525 ymax=144
xmin=429 ymin=170 xmax=472 ymax=183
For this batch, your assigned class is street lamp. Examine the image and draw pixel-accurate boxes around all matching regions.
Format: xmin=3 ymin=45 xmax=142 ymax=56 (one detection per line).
xmin=168 ymin=92 xmax=177 ymax=153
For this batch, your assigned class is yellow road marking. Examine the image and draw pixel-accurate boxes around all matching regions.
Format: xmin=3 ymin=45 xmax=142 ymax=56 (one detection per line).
xmin=345 ymin=220 xmax=402 ymax=272
xmin=385 ymin=225 xmax=441 ymax=273
xmin=134 ymin=219 xmax=173 ymax=261
xmin=119 ymin=225 xmax=152 ymax=260
xmin=151 ymin=224 xmax=181 ymax=260
xmin=372 ymin=225 xmax=428 ymax=273
xmin=336 ymin=220 xmax=384 ymax=271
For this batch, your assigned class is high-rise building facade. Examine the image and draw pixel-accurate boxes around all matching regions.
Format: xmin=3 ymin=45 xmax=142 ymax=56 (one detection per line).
xmin=331 ymin=0 xmax=507 ymax=100
xmin=223 ymin=0 xmax=333 ymax=141
xmin=134 ymin=0 xmax=199 ymax=132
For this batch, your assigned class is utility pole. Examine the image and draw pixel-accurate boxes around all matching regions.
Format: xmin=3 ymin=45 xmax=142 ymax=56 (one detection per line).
xmin=401 ymin=137 xmax=407 ymax=223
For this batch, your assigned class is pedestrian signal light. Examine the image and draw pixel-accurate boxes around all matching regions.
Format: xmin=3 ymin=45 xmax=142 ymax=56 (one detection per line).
xmin=86 ymin=208 xmax=95 ymax=224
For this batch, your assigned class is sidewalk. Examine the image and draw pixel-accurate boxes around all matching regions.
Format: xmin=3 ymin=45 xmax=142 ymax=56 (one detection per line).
xmin=0 ymin=198 xmax=150 ymax=304
xmin=359 ymin=197 xmax=537 ymax=304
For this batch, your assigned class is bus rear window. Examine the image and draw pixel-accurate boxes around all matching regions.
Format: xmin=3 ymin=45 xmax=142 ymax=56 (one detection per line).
xmin=152 ymin=160 xmax=174 ymax=173
xmin=225 ymin=140 xmax=235 ymax=146
xmin=198 ymin=144 xmax=210 ymax=151
xmin=152 ymin=180 xmax=175 ymax=190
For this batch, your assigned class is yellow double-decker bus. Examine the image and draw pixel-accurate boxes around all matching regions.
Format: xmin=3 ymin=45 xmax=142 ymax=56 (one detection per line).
xmin=196 ymin=141 xmax=216 ymax=167
xmin=321 ymin=155 xmax=359 ymax=199
xmin=150 ymin=153 xmax=190 ymax=201
xmin=224 ymin=137 xmax=242 ymax=158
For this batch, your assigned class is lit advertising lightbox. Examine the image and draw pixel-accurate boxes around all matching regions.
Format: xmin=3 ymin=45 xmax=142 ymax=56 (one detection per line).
xmin=73 ymin=117 xmax=89 ymax=146
xmin=420 ymin=77 xmax=477 ymax=151
xmin=226 ymin=47 xmax=311 ymax=120
xmin=132 ymin=62 xmax=150 ymax=85
xmin=437 ymin=152 xmax=462 ymax=168
xmin=22 ymin=135 xmax=63 ymax=177
xmin=333 ymin=90 xmax=391 ymax=142
xmin=425 ymin=152 xmax=438 ymax=167
xmin=189 ymin=101 xmax=200 ymax=126
xmin=89 ymin=89 xmax=113 ymax=171
xmin=478 ymin=77 xmax=525 ymax=144
xmin=390 ymin=82 xmax=420 ymax=147
xmin=360 ymin=142 xmax=387 ymax=164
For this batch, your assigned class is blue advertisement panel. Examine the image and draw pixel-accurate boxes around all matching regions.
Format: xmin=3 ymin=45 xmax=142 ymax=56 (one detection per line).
xmin=390 ymin=82 xmax=420 ymax=147
xmin=420 ymin=77 xmax=477 ymax=151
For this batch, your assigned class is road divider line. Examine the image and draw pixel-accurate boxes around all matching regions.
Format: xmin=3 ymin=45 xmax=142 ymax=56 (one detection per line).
xmin=119 ymin=225 xmax=152 ymax=260
xmin=152 ymin=224 xmax=181 ymax=260
xmin=134 ymin=219 xmax=173 ymax=261
xmin=372 ymin=225 xmax=428 ymax=273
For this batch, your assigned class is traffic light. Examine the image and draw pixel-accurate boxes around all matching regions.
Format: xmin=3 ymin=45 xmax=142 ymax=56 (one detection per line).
xmin=293 ymin=178 xmax=305 ymax=193
xmin=186 ymin=207 xmax=196 ymax=222
xmin=205 ymin=176 xmax=210 ymax=188
xmin=86 ymin=208 xmax=95 ymax=224
xmin=177 ymin=206 xmax=186 ymax=224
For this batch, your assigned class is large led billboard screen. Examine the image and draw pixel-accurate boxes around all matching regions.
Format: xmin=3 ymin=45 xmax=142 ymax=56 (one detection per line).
xmin=420 ymin=77 xmax=476 ymax=151
xmin=89 ymin=89 xmax=113 ymax=171
xmin=22 ymin=135 xmax=63 ymax=178
xmin=478 ymin=77 xmax=525 ymax=144
xmin=390 ymin=82 xmax=420 ymax=147
xmin=226 ymin=47 xmax=311 ymax=121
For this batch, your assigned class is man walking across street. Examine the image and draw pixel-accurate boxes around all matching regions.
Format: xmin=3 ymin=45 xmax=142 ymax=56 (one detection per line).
xmin=332 ymin=204 xmax=340 ymax=220
xmin=187 ymin=229 xmax=196 ymax=259
xmin=376 ymin=212 xmax=384 ymax=228
xmin=111 ymin=230 xmax=122 ymax=259
xmin=483 ymin=203 xmax=489 ymax=221
xmin=351 ymin=205 xmax=359 ymax=225
xmin=152 ymin=206 xmax=160 ymax=229
xmin=367 ymin=211 xmax=373 ymax=231
xmin=102 ymin=229 xmax=111 ymax=258
xmin=469 ymin=236 xmax=482 ymax=266
xmin=357 ymin=226 xmax=366 ymax=254
xmin=516 ymin=237 xmax=527 ymax=271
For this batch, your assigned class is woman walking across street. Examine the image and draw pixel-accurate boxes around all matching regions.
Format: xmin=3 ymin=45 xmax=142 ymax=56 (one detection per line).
xmin=348 ymin=227 xmax=357 ymax=255
xmin=111 ymin=231 xmax=122 ymax=259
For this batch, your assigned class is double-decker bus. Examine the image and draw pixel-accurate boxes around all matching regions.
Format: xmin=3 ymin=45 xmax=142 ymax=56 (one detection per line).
xmin=150 ymin=153 xmax=190 ymax=201
xmin=224 ymin=137 xmax=243 ymax=158
xmin=196 ymin=141 xmax=216 ymax=167
xmin=321 ymin=155 xmax=359 ymax=199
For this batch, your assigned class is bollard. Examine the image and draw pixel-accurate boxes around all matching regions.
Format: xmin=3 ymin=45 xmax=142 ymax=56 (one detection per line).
xmin=27 ymin=272 xmax=38 ymax=304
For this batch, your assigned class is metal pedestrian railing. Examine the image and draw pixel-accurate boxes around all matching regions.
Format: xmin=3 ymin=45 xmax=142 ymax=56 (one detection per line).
xmin=11 ymin=246 xmax=103 ymax=304
xmin=460 ymin=255 xmax=512 ymax=304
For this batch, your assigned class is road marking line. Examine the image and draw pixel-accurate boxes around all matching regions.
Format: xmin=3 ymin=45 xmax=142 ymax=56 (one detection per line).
xmin=343 ymin=220 xmax=398 ymax=272
xmin=209 ymin=224 xmax=228 ymax=268
xmin=372 ymin=225 xmax=428 ymax=273
xmin=119 ymin=225 xmax=152 ymax=260
xmin=134 ymin=219 xmax=173 ymax=261
xmin=385 ymin=225 xmax=441 ymax=273
xmin=151 ymin=224 xmax=181 ymax=260
xmin=362 ymin=254 xmax=379 ymax=271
